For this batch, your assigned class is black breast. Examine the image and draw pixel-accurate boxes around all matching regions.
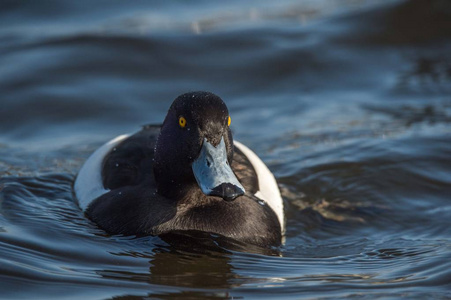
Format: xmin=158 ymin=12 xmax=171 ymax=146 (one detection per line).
xmin=88 ymin=125 xmax=279 ymax=247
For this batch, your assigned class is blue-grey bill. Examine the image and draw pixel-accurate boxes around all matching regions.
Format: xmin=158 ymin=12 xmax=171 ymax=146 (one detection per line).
xmin=192 ymin=137 xmax=245 ymax=201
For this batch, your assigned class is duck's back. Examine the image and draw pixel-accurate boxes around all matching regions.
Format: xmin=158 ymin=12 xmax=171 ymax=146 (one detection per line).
xmin=101 ymin=125 xmax=160 ymax=190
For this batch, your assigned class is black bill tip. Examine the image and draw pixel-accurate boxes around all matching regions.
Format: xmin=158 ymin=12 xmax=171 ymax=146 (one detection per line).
xmin=210 ymin=183 xmax=245 ymax=201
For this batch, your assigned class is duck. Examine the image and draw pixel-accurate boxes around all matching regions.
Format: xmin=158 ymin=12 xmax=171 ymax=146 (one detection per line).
xmin=74 ymin=91 xmax=284 ymax=247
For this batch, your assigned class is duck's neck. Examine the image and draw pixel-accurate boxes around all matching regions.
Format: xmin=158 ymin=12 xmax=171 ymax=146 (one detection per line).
xmin=153 ymin=151 xmax=199 ymax=201
xmin=155 ymin=176 xmax=200 ymax=201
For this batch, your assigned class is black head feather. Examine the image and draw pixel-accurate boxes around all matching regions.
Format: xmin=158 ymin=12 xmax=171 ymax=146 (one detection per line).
xmin=153 ymin=92 xmax=234 ymax=198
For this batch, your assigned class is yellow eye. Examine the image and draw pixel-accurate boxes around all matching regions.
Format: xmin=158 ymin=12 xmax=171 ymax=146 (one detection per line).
xmin=179 ymin=116 xmax=187 ymax=128
xmin=227 ymin=116 xmax=231 ymax=127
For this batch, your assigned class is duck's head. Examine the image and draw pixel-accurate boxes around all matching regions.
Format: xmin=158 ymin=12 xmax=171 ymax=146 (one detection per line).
xmin=154 ymin=91 xmax=245 ymax=201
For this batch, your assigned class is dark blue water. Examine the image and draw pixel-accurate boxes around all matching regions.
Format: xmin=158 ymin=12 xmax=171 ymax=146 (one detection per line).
xmin=1 ymin=0 xmax=451 ymax=299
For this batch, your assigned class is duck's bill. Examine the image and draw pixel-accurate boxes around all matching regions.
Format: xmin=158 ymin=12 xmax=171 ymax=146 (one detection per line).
xmin=192 ymin=137 xmax=245 ymax=201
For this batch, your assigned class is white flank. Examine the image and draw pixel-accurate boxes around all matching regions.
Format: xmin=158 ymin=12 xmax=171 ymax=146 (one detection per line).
xmin=234 ymin=141 xmax=285 ymax=233
xmin=74 ymin=134 xmax=130 ymax=211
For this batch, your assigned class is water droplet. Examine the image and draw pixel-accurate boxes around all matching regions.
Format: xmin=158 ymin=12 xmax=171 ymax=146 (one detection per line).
xmin=115 ymin=163 xmax=119 ymax=167
xmin=118 ymin=192 xmax=122 ymax=195
xmin=113 ymin=147 xmax=117 ymax=151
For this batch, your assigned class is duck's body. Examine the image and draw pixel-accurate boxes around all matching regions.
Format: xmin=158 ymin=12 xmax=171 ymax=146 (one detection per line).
xmin=75 ymin=92 xmax=284 ymax=247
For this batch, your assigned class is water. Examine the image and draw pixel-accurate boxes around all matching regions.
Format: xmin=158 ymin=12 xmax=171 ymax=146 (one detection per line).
xmin=1 ymin=0 xmax=451 ymax=299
